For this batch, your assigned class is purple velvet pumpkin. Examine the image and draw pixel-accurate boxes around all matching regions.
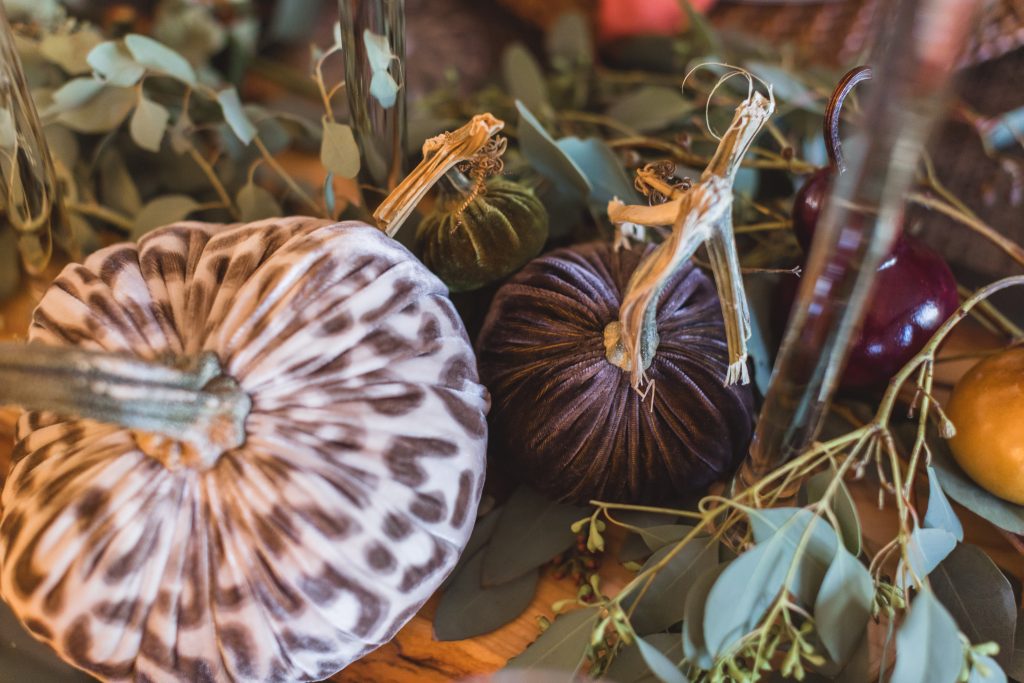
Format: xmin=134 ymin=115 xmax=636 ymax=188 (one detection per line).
xmin=476 ymin=241 xmax=755 ymax=504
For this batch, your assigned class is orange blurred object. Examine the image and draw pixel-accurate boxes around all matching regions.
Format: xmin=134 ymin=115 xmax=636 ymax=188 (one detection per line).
xmin=598 ymin=0 xmax=716 ymax=42
xmin=947 ymin=347 xmax=1024 ymax=505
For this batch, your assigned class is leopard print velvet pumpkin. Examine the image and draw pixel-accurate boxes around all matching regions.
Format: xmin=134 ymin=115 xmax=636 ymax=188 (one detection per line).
xmin=0 ymin=217 xmax=489 ymax=682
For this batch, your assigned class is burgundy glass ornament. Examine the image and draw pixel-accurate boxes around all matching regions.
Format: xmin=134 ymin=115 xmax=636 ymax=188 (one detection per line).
xmin=476 ymin=241 xmax=755 ymax=505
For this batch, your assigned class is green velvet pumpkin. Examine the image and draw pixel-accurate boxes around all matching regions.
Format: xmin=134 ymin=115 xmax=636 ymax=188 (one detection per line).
xmin=415 ymin=176 xmax=549 ymax=292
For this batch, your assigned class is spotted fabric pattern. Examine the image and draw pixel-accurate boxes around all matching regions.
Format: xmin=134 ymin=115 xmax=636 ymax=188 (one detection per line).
xmin=0 ymin=218 xmax=489 ymax=682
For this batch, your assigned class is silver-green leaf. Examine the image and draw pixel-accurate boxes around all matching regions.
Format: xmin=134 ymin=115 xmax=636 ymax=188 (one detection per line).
xmin=504 ymin=606 xmax=600 ymax=673
xmin=434 ymin=551 xmax=538 ymax=641
xmin=890 ymin=590 xmax=964 ymax=683
xmin=622 ymin=537 xmax=718 ymax=635
xmin=481 ymin=486 xmax=586 ymax=586
xmin=503 ymin=43 xmax=550 ymax=120
xmin=605 ymin=634 xmax=683 ymax=683
xmin=236 ymin=183 xmax=282 ymax=222
xmin=217 ymin=88 xmax=257 ymax=145
xmin=925 ymin=465 xmax=964 ymax=541
xmin=806 ymin=468 xmax=862 ymax=556
xmin=129 ymin=97 xmax=170 ymax=153
xmin=682 ymin=562 xmax=728 ymax=669
xmin=903 ymin=527 xmax=957 ymax=585
xmin=605 ymin=86 xmax=693 ymax=133
xmin=813 ymin=544 xmax=873 ymax=664
xmin=636 ymin=636 xmax=689 ymax=683
xmin=930 ymin=439 xmax=1024 ymax=534
xmin=49 ymin=77 xmax=105 ymax=112
xmin=320 ymin=119 xmax=360 ymax=179
xmin=86 ymin=41 xmax=144 ymax=87
xmin=516 ymin=101 xmax=591 ymax=200
xmin=131 ymin=195 xmax=199 ymax=240
xmin=124 ymin=34 xmax=197 ymax=86
xmin=56 ymin=86 xmax=136 ymax=134
xmin=969 ymin=655 xmax=1008 ymax=683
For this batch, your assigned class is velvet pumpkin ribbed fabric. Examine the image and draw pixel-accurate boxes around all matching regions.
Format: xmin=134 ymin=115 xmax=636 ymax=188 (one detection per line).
xmin=476 ymin=241 xmax=754 ymax=505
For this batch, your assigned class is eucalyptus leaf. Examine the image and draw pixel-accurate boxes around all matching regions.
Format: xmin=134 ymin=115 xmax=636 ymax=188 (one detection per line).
xmin=129 ymin=97 xmax=170 ymax=153
xmin=982 ymin=105 xmax=1024 ymax=152
xmin=39 ymin=28 xmax=102 ymax=75
xmin=124 ymin=34 xmax=197 ymax=86
xmin=969 ymin=655 xmax=1008 ymax=683
xmin=320 ymin=119 xmax=360 ymax=179
xmin=813 ymin=545 xmax=873 ymax=664
xmin=745 ymin=61 xmax=824 ymax=113
xmin=56 ymin=86 xmax=136 ymax=134
xmin=931 ymin=441 xmax=1024 ymax=534
xmin=931 ymin=544 xmax=1015 ymax=669
xmin=636 ymin=636 xmax=688 ymax=683
xmin=363 ymin=30 xmax=400 ymax=109
xmin=705 ymin=509 xmax=837 ymax=655
xmin=682 ymin=562 xmax=728 ymax=669
xmin=217 ymin=88 xmax=257 ymax=145
xmin=131 ymin=195 xmax=199 ymax=240
xmin=834 ymin=629 xmax=872 ymax=683
xmin=43 ymin=125 xmax=79 ymax=170
xmin=623 ymin=537 xmax=717 ymax=635
xmin=636 ymin=525 xmax=693 ymax=552
xmin=556 ymin=136 xmax=641 ymax=206
xmin=904 ymin=527 xmax=957 ymax=585
xmin=441 ymin=508 xmax=501 ymax=591
xmin=806 ymin=468 xmax=862 ymax=556
xmin=545 ymin=12 xmax=592 ymax=69
xmin=605 ymin=634 xmax=683 ymax=683
xmin=504 ymin=606 xmax=600 ymax=673
xmin=434 ymin=551 xmax=538 ymax=641
xmin=925 ymin=466 xmax=964 ymax=541
xmin=746 ymin=507 xmax=838 ymax=605
xmin=99 ymin=150 xmax=143 ymax=218
xmin=503 ymin=43 xmax=550 ymax=120
xmin=86 ymin=41 xmax=144 ymax=87
xmin=49 ymin=77 xmax=105 ymax=112
xmin=516 ymin=101 xmax=590 ymax=200
xmin=605 ymin=87 xmax=693 ymax=134
xmin=481 ymin=486 xmax=587 ymax=586
xmin=236 ymin=183 xmax=281 ymax=222
xmin=890 ymin=590 xmax=964 ymax=683
xmin=323 ymin=172 xmax=336 ymax=217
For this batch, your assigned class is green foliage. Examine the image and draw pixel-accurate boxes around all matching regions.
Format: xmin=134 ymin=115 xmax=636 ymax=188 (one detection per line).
xmin=890 ymin=590 xmax=964 ymax=683
xmin=504 ymin=605 xmax=601 ymax=673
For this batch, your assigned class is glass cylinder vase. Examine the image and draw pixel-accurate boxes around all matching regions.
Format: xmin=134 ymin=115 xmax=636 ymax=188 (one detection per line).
xmin=339 ymin=0 xmax=407 ymax=197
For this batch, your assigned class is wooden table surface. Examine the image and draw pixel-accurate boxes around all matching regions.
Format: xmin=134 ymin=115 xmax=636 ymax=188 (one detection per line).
xmin=2 ymin=254 xmax=1022 ymax=683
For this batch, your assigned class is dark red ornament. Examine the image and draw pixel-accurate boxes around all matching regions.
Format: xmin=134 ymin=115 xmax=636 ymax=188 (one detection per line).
xmin=476 ymin=241 xmax=755 ymax=505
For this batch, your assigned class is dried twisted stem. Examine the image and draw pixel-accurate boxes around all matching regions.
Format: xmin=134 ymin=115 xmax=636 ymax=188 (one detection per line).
xmin=373 ymin=113 xmax=505 ymax=236
xmin=606 ymin=90 xmax=775 ymax=387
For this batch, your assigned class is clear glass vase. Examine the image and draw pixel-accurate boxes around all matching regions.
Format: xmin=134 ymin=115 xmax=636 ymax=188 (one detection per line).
xmin=0 ymin=5 xmax=69 ymax=278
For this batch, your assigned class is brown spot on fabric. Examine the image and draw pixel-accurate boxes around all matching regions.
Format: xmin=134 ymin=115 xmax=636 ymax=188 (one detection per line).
xmin=366 ymin=542 xmax=396 ymax=572
xmin=434 ymin=388 xmax=486 ymax=438
xmin=385 ymin=436 xmax=458 ymax=487
xmin=319 ymin=312 xmax=353 ymax=335
xmin=383 ymin=513 xmax=412 ymax=540
xmin=76 ymin=488 xmax=108 ymax=527
xmin=220 ymin=625 xmax=256 ymax=679
xmin=282 ymin=629 xmax=334 ymax=654
xmin=98 ymin=247 xmax=139 ymax=286
xmin=105 ymin=518 xmax=161 ymax=582
xmin=64 ymin=616 xmax=134 ymax=679
xmin=299 ymin=566 xmax=383 ymax=638
xmin=43 ymin=575 xmax=67 ymax=615
xmin=24 ymin=618 xmax=52 ymax=640
xmin=410 ymin=491 xmax=446 ymax=523
xmin=360 ymin=279 xmax=416 ymax=324
xmin=140 ymin=626 xmax=173 ymax=669
xmin=12 ymin=533 xmax=45 ymax=598
xmin=95 ymin=599 xmax=142 ymax=626
xmin=208 ymin=254 xmax=231 ymax=285
xmin=0 ymin=510 xmax=25 ymax=546
xmin=366 ymin=386 xmax=425 ymax=416
xmin=451 ymin=470 xmax=475 ymax=529
xmin=144 ymin=248 xmax=187 ymax=281
xmin=399 ymin=539 xmax=449 ymax=592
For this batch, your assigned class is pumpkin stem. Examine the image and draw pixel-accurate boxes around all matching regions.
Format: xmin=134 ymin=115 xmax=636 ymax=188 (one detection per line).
xmin=0 ymin=343 xmax=251 ymax=470
xmin=373 ymin=113 xmax=505 ymax=237
xmin=606 ymin=88 xmax=774 ymax=388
